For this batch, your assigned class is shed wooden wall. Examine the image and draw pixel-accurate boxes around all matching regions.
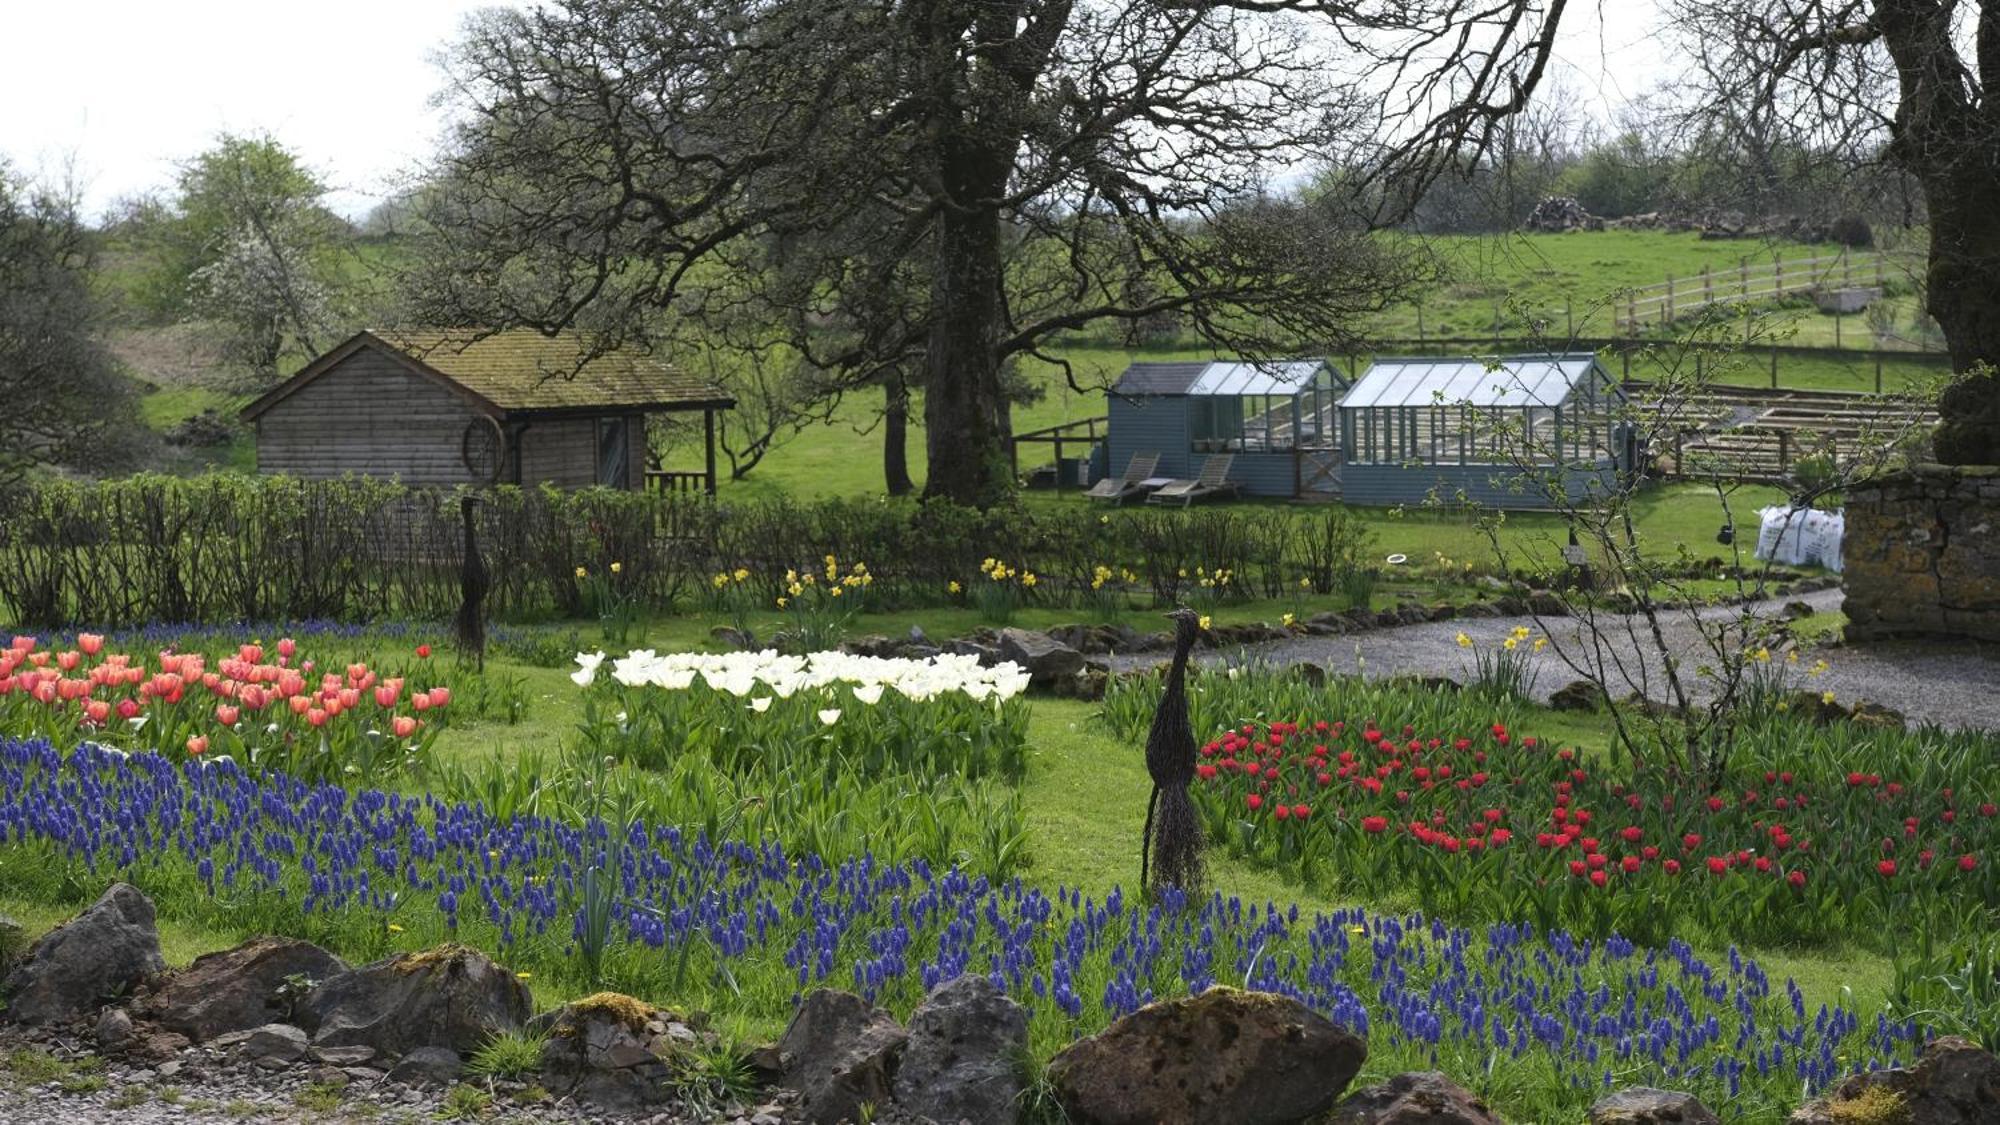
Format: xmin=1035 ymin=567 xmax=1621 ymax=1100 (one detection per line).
xmin=254 ymin=346 xmax=652 ymax=489
xmin=255 ymin=348 xmax=483 ymax=486
xmin=1107 ymin=395 xmax=1191 ymax=481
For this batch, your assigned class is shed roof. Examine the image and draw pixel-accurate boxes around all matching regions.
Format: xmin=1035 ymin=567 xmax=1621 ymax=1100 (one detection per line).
xmin=1112 ymin=358 xmax=1337 ymax=397
xmin=1339 ymin=354 xmax=1607 ymax=410
xmin=241 ymin=329 xmax=735 ymax=421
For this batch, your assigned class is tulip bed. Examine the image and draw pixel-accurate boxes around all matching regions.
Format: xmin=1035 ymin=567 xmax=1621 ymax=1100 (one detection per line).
xmin=572 ymin=648 xmax=1033 ymax=780
xmin=0 ymin=633 xmax=485 ymax=783
xmin=1103 ymin=664 xmax=2000 ymax=951
xmin=0 ymin=737 xmax=1930 ymax=1122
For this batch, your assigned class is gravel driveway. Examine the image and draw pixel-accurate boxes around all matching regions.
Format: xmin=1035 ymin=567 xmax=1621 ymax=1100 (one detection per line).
xmin=1109 ymin=589 xmax=2000 ymax=732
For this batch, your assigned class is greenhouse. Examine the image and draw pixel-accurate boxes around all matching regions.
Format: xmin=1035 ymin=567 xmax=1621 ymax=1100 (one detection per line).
xmin=1102 ymin=357 xmax=1348 ymax=498
xmin=1337 ymin=353 xmax=1636 ymax=508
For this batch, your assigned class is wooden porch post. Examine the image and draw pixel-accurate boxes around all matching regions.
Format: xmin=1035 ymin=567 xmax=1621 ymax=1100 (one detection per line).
xmin=704 ymin=409 xmax=718 ymax=495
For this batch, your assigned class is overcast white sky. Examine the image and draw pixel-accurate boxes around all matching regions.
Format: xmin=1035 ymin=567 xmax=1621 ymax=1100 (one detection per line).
xmin=0 ymin=0 xmax=1671 ymax=221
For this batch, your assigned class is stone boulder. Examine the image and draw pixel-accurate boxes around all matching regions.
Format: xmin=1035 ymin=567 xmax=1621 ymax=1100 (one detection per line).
xmin=998 ymin=628 xmax=1085 ymax=685
xmin=1550 ymin=680 xmax=1605 ymax=713
xmin=1 ymin=882 xmax=164 ymax=1025
xmin=1591 ymin=1087 xmax=1722 ymax=1124
xmin=774 ymin=989 xmax=909 ymax=1125
xmin=1790 ymin=1036 xmax=2000 ymax=1125
xmin=240 ymin=1023 xmax=311 ymax=1067
xmin=539 ymin=993 xmax=713 ymax=1114
xmin=95 ymin=1007 xmax=136 ymax=1050
xmin=386 ymin=1046 xmax=464 ymax=1086
xmin=1332 ymin=1071 xmax=1501 ymax=1124
xmin=894 ymin=975 xmax=1028 ymax=1125
xmin=1047 ymin=986 xmax=1366 ymax=1125
xmin=0 ymin=914 xmax=21 ymax=971
xmin=300 ymin=944 xmax=532 ymax=1058
xmin=148 ymin=935 xmax=348 ymax=1041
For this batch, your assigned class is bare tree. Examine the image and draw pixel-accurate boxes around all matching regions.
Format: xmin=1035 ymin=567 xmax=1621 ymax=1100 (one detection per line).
xmin=0 ymin=163 xmax=142 ymax=486
xmin=401 ymin=0 xmax=1570 ymax=505
xmin=1664 ymin=0 xmax=2000 ymax=463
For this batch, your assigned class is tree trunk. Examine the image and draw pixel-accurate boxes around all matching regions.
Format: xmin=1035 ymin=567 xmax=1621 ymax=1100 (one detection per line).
xmin=1919 ymin=160 xmax=2000 ymax=465
xmin=884 ymin=370 xmax=914 ymax=496
xmin=921 ymin=155 xmax=1010 ymax=507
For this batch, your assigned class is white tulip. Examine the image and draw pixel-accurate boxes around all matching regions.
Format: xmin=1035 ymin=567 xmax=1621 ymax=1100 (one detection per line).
xmin=571 ymin=650 xmax=607 ymax=687
xmin=818 ymin=708 xmax=842 ymax=725
xmin=749 ymin=697 xmax=773 ymax=713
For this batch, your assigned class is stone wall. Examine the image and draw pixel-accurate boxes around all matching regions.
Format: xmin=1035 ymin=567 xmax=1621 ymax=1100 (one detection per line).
xmin=1843 ymin=464 xmax=2000 ymax=642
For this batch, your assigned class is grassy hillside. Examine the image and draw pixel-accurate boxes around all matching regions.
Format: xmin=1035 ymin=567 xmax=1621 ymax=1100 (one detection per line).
xmin=106 ymin=229 xmax=1949 ymax=495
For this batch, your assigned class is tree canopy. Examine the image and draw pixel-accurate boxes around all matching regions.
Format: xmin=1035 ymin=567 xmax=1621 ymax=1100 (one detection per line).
xmin=403 ymin=0 xmax=1569 ymax=503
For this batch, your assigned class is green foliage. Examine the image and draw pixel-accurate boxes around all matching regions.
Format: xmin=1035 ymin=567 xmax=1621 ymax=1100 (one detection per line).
xmin=436 ymin=1084 xmax=494 ymax=1120
xmin=464 ymin=1030 xmax=549 ymax=1080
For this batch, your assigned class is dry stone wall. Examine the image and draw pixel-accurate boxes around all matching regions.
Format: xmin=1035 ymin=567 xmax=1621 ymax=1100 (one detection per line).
xmin=1843 ymin=464 xmax=2000 ymax=642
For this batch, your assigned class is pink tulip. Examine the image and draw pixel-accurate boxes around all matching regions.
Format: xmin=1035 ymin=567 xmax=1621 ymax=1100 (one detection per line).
xmin=76 ymin=633 xmax=103 ymax=656
xmin=186 ymin=735 xmax=208 ymax=756
xmin=31 ymin=681 xmax=56 ymax=705
xmin=391 ymin=716 xmax=419 ymax=738
xmin=56 ymin=650 xmax=80 ymax=672
xmin=374 ymin=684 xmax=400 ymax=708
xmin=426 ymin=687 xmax=451 ymax=709
xmin=239 ymin=643 xmax=263 ymax=664
xmin=306 ymin=708 xmax=328 ymax=728
xmin=116 ymin=698 xmax=141 ymax=721
xmin=216 ymin=704 xmax=240 ymax=726
xmin=84 ymin=699 xmax=110 ymax=725
xmin=338 ymin=688 xmax=361 ymax=711
xmin=277 ymin=638 xmax=297 ymax=660
xmin=289 ymin=695 xmax=312 ymax=716
xmin=10 ymin=635 xmax=36 ymax=653
xmin=411 ymin=693 xmax=431 ymax=713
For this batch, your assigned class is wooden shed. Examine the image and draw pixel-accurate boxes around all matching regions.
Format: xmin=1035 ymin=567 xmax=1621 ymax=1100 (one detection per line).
xmin=1104 ymin=358 xmax=1348 ymax=498
xmin=1337 ymin=353 xmax=1635 ymax=509
xmin=241 ymin=329 xmax=736 ymax=493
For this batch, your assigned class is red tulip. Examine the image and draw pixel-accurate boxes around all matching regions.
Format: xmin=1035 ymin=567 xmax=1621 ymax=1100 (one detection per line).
xmin=1361 ymin=816 xmax=1388 ymax=834
xmin=417 ymin=644 xmax=432 ymax=659
xmin=1877 ymin=859 xmax=1897 ymax=878
xmin=1787 ymin=870 xmax=1807 ymax=889
xmin=1960 ymin=854 xmax=1977 ymax=872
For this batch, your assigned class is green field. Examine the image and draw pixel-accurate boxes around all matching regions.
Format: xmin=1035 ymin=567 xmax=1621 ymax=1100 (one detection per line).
xmin=111 ymin=229 xmax=1951 ymax=498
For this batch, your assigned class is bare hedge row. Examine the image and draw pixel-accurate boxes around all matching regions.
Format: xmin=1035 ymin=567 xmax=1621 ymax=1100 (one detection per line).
xmin=0 ymin=475 xmax=1375 ymax=628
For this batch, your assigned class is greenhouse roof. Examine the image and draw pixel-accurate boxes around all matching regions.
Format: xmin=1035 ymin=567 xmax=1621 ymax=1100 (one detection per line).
xmin=1112 ymin=358 xmax=1335 ymax=397
xmin=1339 ymin=354 xmax=1606 ymax=410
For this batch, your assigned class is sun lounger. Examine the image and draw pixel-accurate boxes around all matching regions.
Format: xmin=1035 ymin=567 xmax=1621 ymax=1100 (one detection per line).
xmin=1146 ymin=454 xmax=1239 ymax=506
xmin=1085 ymin=452 xmax=1160 ymax=503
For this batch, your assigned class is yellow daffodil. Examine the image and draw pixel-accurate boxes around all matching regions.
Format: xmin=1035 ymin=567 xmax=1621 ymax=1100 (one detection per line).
xmin=387 ymin=923 xmax=405 ymax=934
xmin=1456 ymin=632 xmax=1472 ymax=648
xmin=515 ymin=971 xmax=533 ymax=981
xmin=733 ymin=567 xmax=749 ymax=581
xmin=1533 ymin=637 xmax=1548 ymax=652
xmin=948 ymin=580 xmax=962 ymax=594
xmin=1503 ymin=637 xmax=1519 ymax=651
xmin=1822 ymin=690 xmax=1837 ymax=705
xmin=609 ymin=561 xmax=622 ymax=575
xmin=1281 ymin=613 xmax=1296 ymax=628
xmin=776 ymin=596 xmax=788 ymax=608
xmin=574 ymin=566 xmax=588 ymax=580
xmin=1197 ymin=615 xmax=1212 ymax=631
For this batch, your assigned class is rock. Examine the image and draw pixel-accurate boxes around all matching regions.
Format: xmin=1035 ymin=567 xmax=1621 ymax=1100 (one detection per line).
xmin=538 ymin=993 xmax=681 ymax=1113
xmin=301 ymin=944 xmax=532 ymax=1057
xmin=1047 ymin=986 xmax=1365 ymax=1125
xmin=1549 ymin=680 xmax=1605 ymax=713
xmin=0 ymin=914 xmax=21 ymax=970
xmin=1332 ymin=1071 xmax=1501 ymax=1124
xmin=894 ymin=975 xmax=1028 ymax=1125
xmin=1591 ymin=1086 xmax=1722 ymax=1124
xmin=997 ymin=628 xmax=1085 ymax=684
xmin=1526 ymin=590 xmax=1569 ymax=616
xmin=1 ymin=882 xmax=164 ymax=1025
xmin=1790 ymin=1035 xmax=2000 ymax=1125
xmin=133 ymin=1030 xmax=192 ymax=1063
xmin=241 ymin=1023 xmax=310 ymax=1064
xmin=385 ymin=1046 xmax=463 ymax=1087
xmin=148 ymin=935 xmax=348 ymax=1041
xmin=1524 ymin=195 xmax=1598 ymax=233
xmin=1783 ymin=600 xmax=1816 ymax=621
xmin=307 ymin=1066 xmax=350 ymax=1087
xmin=311 ymin=1044 xmax=377 ymax=1066
xmin=710 ymin=625 xmax=752 ymax=649
xmin=95 ymin=1006 xmax=135 ymax=1050
xmin=775 ymin=989 xmax=909 ymax=1125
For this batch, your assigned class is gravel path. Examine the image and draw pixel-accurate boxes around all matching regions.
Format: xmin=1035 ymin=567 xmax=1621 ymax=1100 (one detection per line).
xmin=1109 ymin=588 xmax=2000 ymax=732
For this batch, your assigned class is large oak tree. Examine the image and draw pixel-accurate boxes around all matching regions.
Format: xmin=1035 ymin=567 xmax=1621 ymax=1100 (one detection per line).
xmin=404 ymin=0 xmax=1567 ymax=503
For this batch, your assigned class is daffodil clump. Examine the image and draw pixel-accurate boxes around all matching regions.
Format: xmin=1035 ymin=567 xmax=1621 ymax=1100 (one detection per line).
xmin=1745 ymin=644 xmax=1832 ymax=710
xmin=1187 ymin=566 xmax=1233 ymax=613
xmin=706 ymin=566 xmax=758 ymax=638
xmin=776 ymin=555 xmax=873 ymax=650
xmin=1086 ymin=563 xmax=1140 ymax=622
xmin=1458 ymin=625 xmax=1546 ymax=701
xmin=972 ymin=557 xmax=1037 ymax=624
xmin=576 ymin=561 xmax=642 ymax=644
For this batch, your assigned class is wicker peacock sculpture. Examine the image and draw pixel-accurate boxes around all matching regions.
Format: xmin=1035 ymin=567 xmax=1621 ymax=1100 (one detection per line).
xmin=456 ymin=495 xmax=489 ymax=672
xmin=1141 ymin=606 xmax=1205 ymax=896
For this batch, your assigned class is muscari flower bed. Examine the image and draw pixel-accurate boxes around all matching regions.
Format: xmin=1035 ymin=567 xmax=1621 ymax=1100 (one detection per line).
xmin=0 ymin=737 xmax=1926 ymax=1121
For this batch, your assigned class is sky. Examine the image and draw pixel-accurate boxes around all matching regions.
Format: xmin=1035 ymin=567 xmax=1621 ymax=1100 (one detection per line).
xmin=0 ymin=0 xmax=1671 ymax=222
